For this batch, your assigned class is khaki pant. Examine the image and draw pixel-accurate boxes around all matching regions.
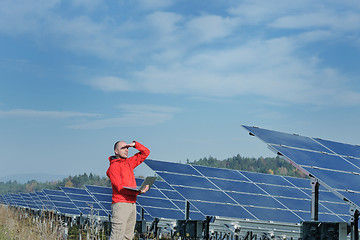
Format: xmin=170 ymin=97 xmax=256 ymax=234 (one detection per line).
xmin=110 ymin=202 xmax=136 ymax=240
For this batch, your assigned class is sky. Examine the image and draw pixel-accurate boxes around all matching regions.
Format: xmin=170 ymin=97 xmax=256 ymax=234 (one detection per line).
xmin=1 ymin=0 xmax=360 ymax=180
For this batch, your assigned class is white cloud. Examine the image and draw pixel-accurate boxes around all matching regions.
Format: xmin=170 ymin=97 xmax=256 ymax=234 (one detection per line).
xmin=89 ymin=76 xmax=134 ymax=92
xmin=0 ymin=109 xmax=100 ymax=118
xmin=186 ymin=15 xmax=239 ymax=43
xmin=3 ymin=0 xmax=360 ymax=107
xmin=69 ymin=104 xmax=180 ymax=129
xmin=137 ymin=0 xmax=174 ymax=10
xmin=228 ymin=0 xmax=306 ymax=24
xmin=270 ymin=11 xmax=360 ymax=32
xmin=108 ymin=36 xmax=360 ymax=106
xmin=48 ymin=16 xmax=133 ymax=59
xmin=71 ymin=0 xmax=103 ymax=11
xmin=146 ymin=11 xmax=183 ymax=35
xmin=229 ymin=0 xmax=360 ymax=33
xmin=0 ymin=0 xmax=59 ymax=36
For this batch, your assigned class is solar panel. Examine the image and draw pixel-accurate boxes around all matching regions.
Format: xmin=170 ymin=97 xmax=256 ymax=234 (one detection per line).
xmin=145 ymin=159 xmax=350 ymax=224
xmin=43 ymin=189 xmax=81 ymax=216
xmin=20 ymin=193 xmax=38 ymax=210
xmin=35 ymin=191 xmax=57 ymax=211
xmin=242 ymin=125 xmax=360 ymax=211
xmin=9 ymin=194 xmax=28 ymax=208
xmin=60 ymin=187 xmax=108 ymax=217
xmin=28 ymin=192 xmax=44 ymax=210
xmin=2 ymin=194 xmax=13 ymax=206
xmin=84 ymin=185 xmax=112 ymax=217
xmin=85 ymin=178 xmax=206 ymax=221
xmin=139 ymin=178 xmax=205 ymax=220
xmin=84 ymin=185 xmax=153 ymax=221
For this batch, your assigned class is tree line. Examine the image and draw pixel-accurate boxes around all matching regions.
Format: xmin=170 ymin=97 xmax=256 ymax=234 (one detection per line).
xmin=187 ymin=154 xmax=307 ymax=178
xmin=0 ymin=173 xmax=111 ymax=195
xmin=0 ymin=154 xmax=307 ymax=195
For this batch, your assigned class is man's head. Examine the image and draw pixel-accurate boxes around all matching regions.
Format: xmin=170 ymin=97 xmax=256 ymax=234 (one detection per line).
xmin=114 ymin=141 xmax=129 ymax=159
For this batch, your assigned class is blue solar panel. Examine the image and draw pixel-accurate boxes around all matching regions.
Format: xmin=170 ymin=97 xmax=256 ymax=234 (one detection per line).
xmin=246 ymin=206 xmax=302 ymax=223
xmin=143 ymin=160 xmax=201 ymax=176
xmin=61 ymin=187 xmax=108 ymax=217
xmin=84 ymin=185 xmax=113 ymax=216
xmin=193 ymin=165 xmax=248 ymax=181
xmin=35 ymin=191 xmax=57 ymax=211
xmin=173 ymin=186 xmax=236 ymax=204
xmin=84 ymin=179 xmax=205 ymax=221
xmin=191 ymin=201 xmax=255 ymax=219
xmin=153 ymin=180 xmax=204 ymax=220
xmin=302 ymin=168 xmax=360 ymax=192
xmin=283 ymin=176 xmax=311 ymax=189
xmin=242 ymin=125 xmax=360 ymax=212
xmin=20 ymin=193 xmax=38 ymax=209
xmin=241 ymin=170 xmax=294 ymax=186
xmin=43 ymin=189 xmax=81 ymax=215
xmin=272 ymin=145 xmax=360 ymax=173
xmin=242 ymin=126 xmax=330 ymax=153
xmin=316 ymin=138 xmax=360 ymax=159
xmin=28 ymin=192 xmax=44 ymax=209
xmin=137 ymin=179 xmax=193 ymax=220
xmin=208 ymin=179 xmax=266 ymax=195
xmin=158 ymin=172 xmax=217 ymax=189
xmin=146 ymin=159 xmax=351 ymax=223
xmin=229 ymin=192 xmax=286 ymax=209
xmin=3 ymin=195 xmax=13 ymax=205
xmin=84 ymin=185 xmax=153 ymax=220
xmin=10 ymin=194 xmax=28 ymax=208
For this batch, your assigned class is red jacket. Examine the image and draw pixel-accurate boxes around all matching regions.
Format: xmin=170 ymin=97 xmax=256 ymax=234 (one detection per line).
xmin=106 ymin=142 xmax=150 ymax=203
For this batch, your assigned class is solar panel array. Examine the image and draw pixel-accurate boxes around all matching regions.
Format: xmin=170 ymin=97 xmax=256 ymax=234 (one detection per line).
xmin=0 ymin=156 xmax=355 ymax=230
xmin=1 ymin=187 xmax=110 ymax=218
xmin=242 ymin=125 xmax=360 ymax=212
xmin=145 ymin=159 xmax=351 ymax=224
xmin=0 ymin=178 xmax=203 ymax=222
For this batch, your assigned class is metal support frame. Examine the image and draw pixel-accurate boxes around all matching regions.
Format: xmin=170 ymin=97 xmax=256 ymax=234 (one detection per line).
xmin=185 ymin=200 xmax=190 ymax=220
xmin=204 ymin=216 xmax=212 ymax=240
xmin=243 ymin=231 xmax=257 ymax=240
xmin=350 ymin=205 xmax=359 ymax=240
xmin=150 ymin=217 xmax=159 ymax=237
xmin=310 ymin=177 xmax=319 ymax=221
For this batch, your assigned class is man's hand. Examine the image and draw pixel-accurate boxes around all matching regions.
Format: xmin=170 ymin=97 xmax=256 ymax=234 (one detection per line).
xmin=138 ymin=185 xmax=149 ymax=195
xmin=125 ymin=141 xmax=136 ymax=148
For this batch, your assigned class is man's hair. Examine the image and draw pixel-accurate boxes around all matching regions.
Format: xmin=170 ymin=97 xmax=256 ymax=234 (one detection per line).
xmin=114 ymin=141 xmax=125 ymax=150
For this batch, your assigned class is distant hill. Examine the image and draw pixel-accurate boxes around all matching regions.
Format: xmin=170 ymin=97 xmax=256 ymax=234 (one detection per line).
xmin=187 ymin=154 xmax=307 ymax=178
xmin=0 ymin=173 xmax=68 ymax=184
xmin=0 ymin=173 xmax=110 ymax=195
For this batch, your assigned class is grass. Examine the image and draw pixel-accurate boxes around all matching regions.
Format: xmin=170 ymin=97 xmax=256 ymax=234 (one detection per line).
xmin=0 ymin=204 xmax=171 ymax=239
xmin=0 ymin=205 xmax=65 ymax=240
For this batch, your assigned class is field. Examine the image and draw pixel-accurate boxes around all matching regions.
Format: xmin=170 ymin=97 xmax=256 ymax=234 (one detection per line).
xmin=0 ymin=205 xmax=65 ymax=240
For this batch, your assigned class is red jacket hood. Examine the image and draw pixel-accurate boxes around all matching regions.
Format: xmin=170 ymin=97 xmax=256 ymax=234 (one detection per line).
xmin=108 ymin=156 xmax=127 ymax=164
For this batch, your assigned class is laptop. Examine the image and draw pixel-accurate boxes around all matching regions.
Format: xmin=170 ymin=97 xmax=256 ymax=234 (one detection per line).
xmin=124 ymin=176 xmax=157 ymax=191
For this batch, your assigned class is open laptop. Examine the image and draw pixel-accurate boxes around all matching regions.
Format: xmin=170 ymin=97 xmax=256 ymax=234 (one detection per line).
xmin=124 ymin=176 xmax=157 ymax=191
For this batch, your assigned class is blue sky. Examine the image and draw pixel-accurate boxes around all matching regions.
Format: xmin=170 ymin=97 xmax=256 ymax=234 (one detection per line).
xmin=1 ymin=0 xmax=360 ymax=180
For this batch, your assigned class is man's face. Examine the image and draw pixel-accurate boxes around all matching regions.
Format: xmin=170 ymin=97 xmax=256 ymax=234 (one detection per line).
xmin=114 ymin=141 xmax=129 ymax=159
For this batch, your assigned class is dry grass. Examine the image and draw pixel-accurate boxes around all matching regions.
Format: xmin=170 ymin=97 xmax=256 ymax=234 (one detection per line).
xmin=0 ymin=205 xmax=65 ymax=240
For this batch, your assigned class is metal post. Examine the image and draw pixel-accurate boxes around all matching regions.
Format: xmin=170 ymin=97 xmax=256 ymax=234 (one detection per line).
xmin=310 ymin=178 xmax=319 ymax=221
xmin=204 ymin=216 xmax=211 ymax=240
xmin=350 ymin=206 xmax=359 ymax=240
xmin=185 ymin=201 xmax=190 ymax=220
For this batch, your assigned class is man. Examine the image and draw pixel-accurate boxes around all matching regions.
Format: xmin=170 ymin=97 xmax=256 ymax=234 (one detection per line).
xmin=106 ymin=140 xmax=150 ymax=240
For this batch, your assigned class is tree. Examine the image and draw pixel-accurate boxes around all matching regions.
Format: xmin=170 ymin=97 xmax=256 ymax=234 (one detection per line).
xmin=65 ymin=179 xmax=74 ymax=188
